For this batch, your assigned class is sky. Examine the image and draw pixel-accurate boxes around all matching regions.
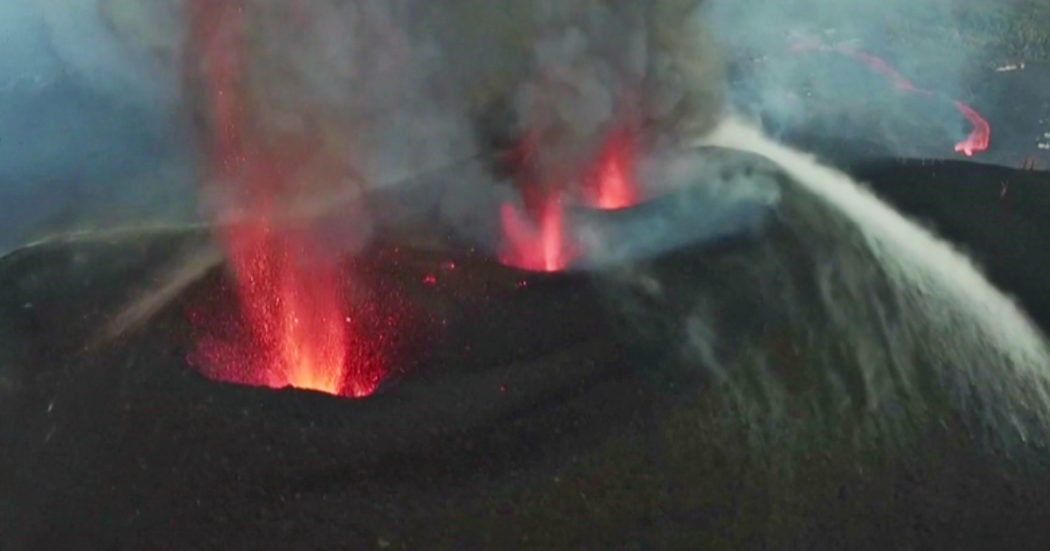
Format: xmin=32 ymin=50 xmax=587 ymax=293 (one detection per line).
xmin=0 ymin=1 xmax=192 ymax=253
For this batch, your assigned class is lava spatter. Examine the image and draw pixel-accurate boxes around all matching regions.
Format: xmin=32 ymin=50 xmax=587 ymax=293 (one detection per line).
xmin=185 ymin=0 xmax=389 ymax=398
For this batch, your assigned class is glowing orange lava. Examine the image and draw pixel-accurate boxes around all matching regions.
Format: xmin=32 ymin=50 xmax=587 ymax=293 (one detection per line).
xmin=584 ymin=129 xmax=641 ymax=210
xmin=500 ymin=192 xmax=578 ymax=272
xmin=789 ymin=39 xmax=991 ymax=157
xmin=191 ymin=223 xmax=384 ymax=398
xmin=498 ymin=127 xmax=644 ymax=272
xmin=953 ymin=101 xmax=991 ymax=157
xmin=186 ymin=0 xmax=386 ymax=398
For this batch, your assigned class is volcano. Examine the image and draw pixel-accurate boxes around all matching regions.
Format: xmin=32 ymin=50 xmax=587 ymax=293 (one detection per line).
xmin=3 ymin=156 xmax=1050 ymax=550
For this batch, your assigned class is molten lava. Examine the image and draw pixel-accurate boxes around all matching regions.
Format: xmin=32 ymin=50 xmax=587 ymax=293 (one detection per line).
xmin=584 ymin=129 xmax=641 ymax=210
xmin=498 ymin=127 xmax=644 ymax=272
xmin=953 ymin=101 xmax=991 ymax=157
xmin=789 ymin=39 xmax=991 ymax=157
xmin=500 ymin=192 xmax=577 ymax=272
xmin=232 ymin=226 xmax=349 ymax=396
xmin=186 ymin=0 xmax=388 ymax=398
xmin=191 ymin=224 xmax=385 ymax=398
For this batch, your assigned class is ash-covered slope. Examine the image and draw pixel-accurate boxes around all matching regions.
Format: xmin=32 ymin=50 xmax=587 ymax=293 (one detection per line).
xmin=3 ymin=147 xmax=1050 ymax=550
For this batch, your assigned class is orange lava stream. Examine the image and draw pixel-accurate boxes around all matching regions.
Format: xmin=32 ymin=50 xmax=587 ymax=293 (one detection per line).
xmin=790 ymin=39 xmax=991 ymax=157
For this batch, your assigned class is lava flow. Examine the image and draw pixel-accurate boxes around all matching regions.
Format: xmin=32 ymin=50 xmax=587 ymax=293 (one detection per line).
xmin=499 ymin=129 xmax=643 ymax=272
xmin=789 ymin=39 xmax=991 ymax=157
xmin=185 ymin=0 xmax=388 ymax=398
xmin=953 ymin=101 xmax=991 ymax=157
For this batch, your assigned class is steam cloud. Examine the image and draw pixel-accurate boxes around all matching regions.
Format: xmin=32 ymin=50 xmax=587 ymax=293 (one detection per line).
xmin=571 ymin=148 xmax=781 ymax=269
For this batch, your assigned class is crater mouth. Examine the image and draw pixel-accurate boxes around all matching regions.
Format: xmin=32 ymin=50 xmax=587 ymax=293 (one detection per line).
xmin=0 ymin=225 xmax=644 ymax=467
xmin=0 ymin=147 xmax=782 ymax=421
xmin=0 ymin=153 xmax=780 ymax=550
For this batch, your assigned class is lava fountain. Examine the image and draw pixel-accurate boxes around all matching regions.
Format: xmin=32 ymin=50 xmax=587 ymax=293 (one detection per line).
xmin=499 ymin=129 xmax=643 ymax=272
xmin=192 ymin=220 xmax=386 ymax=399
xmin=583 ymin=128 xmax=641 ymax=210
xmin=789 ymin=38 xmax=991 ymax=157
xmin=500 ymin=192 xmax=578 ymax=273
xmin=185 ymin=0 xmax=387 ymax=398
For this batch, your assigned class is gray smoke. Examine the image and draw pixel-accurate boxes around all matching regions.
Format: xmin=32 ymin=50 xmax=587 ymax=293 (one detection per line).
xmin=0 ymin=1 xmax=730 ymax=262
xmin=24 ymin=0 xmax=726 ymax=336
xmin=2 ymin=0 xmax=1041 ymax=258
xmin=571 ymin=147 xmax=781 ymax=269
xmin=176 ymin=0 xmax=724 ymax=261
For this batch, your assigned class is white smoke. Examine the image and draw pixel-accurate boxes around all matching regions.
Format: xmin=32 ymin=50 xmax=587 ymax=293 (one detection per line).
xmin=697 ymin=116 xmax=1050 ymax=442
xmin=571 ymin=147 xmax=782 ymax=269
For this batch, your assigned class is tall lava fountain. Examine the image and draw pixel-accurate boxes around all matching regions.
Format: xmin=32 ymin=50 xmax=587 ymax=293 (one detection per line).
xmin=185 ymin=0 xmax=388 ymax=398
xmin=498 ymin=128 xmax=642 ymax=273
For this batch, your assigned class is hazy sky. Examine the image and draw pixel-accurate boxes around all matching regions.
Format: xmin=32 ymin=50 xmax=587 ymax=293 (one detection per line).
xmin=0 ymin=1 xmax=192 ymax=253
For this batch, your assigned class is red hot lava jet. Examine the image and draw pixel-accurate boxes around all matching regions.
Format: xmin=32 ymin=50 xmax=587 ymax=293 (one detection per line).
xmin=583 ymin=129 xmax=642 ymax=210
xmin=499 ymin=128 xmax=643 ymax=272
xmin=500 ymin=192 xmax=578 ymax=273
xmin=185 ymin=0 xmax=388 ymax=398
